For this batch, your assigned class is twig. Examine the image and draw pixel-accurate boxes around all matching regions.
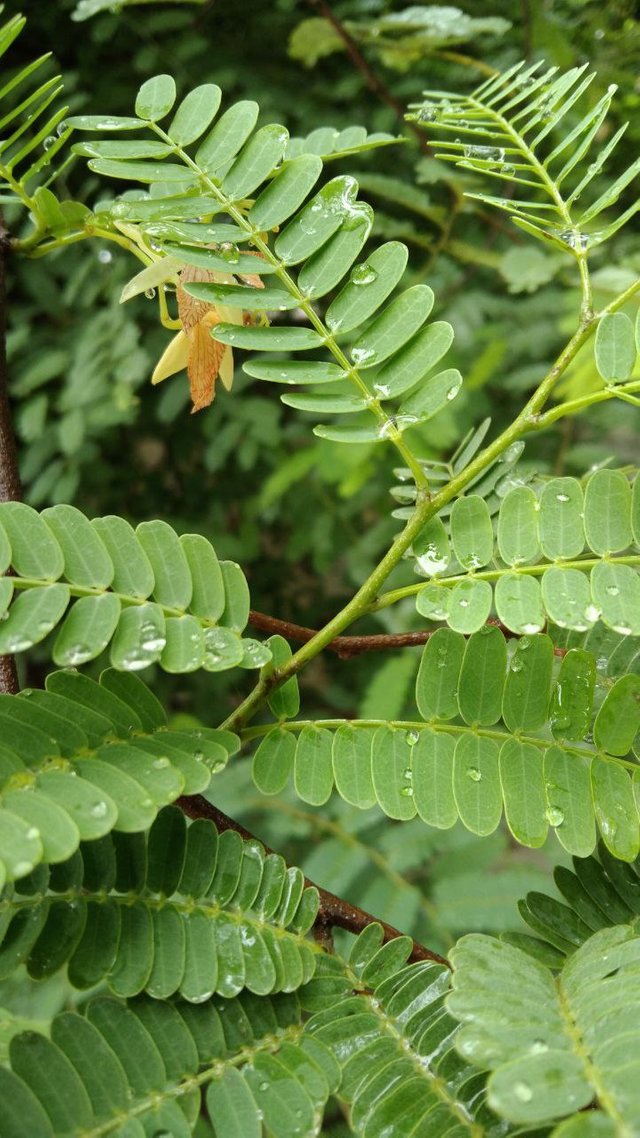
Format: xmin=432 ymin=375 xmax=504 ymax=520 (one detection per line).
xmin=248 ymin=609 xmax=563 ymax=658
xmin=307 ymin=0 xmax=430 ymax=156
xmin=0 ymin=216 xmax=21 ymax=695
xmin=177 ymin=795 xmax=450 ymax=968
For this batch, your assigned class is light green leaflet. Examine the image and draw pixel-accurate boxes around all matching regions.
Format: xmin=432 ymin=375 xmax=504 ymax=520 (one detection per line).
xmin=594 ymin=311 xmax=637 ymax=382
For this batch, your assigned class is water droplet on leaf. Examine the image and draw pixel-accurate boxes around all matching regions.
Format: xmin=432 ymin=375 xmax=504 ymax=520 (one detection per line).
xmin=350 ymin=262 xmax=378 ymax=286
xmin=545 ymin=806 xmax=564 ymax=827
xmin=513 ymin=1081 xmax=533 ymax=1103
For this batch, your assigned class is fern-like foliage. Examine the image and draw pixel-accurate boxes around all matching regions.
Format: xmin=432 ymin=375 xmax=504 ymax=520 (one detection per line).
xmin=449 ymin=922 xmax=640 ymax=1131
xmin=0 ymin=669 xmax=238 ymax=885
xmin=1 ymin=805 xmax=319 ymax=997
xmin=252 ymin=626 xmax=640 ymax=860
xmin=66 ymin=74 xmax=461 ymax=478
xmin=409 ymin=60 xmax=640 ymax=252
xmin=0 ymin=10 xmax=91 ymax=245
xmin=0 ymin=988 xmax=338 ymax=1138
xmin=304 ymin=925 xmax=500 ymax=1137
xmin=0 ymin=502 xmax=271 ymax=672
xmin=395 ymin=468 xmax=640 ymax=637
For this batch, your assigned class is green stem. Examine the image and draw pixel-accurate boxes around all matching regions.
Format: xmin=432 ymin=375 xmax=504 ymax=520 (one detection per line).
xmin=220 ymin=490 xmax=434 ymax=731
xmin=221 ymin=308 xmax=602 ymax=733
xmin=533 ymin=379 xmax=640 ymax=429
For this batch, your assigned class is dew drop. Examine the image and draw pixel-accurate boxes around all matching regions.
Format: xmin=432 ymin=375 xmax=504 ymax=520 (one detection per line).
xmin=26 ymin=827 xmax=40 ymax=841
xmin=43 ymin=135 xmax=56 ymax=151
xmin=605 ymin=584 xmax=620 ymax=597
xmin=418 ymin=104 xmax=438 ymax=123
xmin=145 ymin=287 xmax=157 ymax=300
xmin=545 ymin=806 xmax=564 ymax=827
xmin=513 ymin=1081 xmax=533 ymax=1103
xmin=555 ymin=492 xmax=570 ymax=502
xmin=400 ymin=785 xmax=414 ymax=797
xmin=466 ymin=767 xmax=482 ymax=782
xmin=463 ymin=144 xmax=505 ymax=162
xmin=6 ymin=635 xmax=33 ymax=652
xmin=218 ymin=241 xmax=240 ymax=263
xmin=351 ymin=345 xmax=377 ymax=366
xmin=350 ymin=262 xmax=378 ymax=286
xmin=559 ymin=228 xmax=589 ymax=251
xmin=98 ymin=248 xmax=113 ymax=264
xmin=91 ymin=801 xmax=108 ymax=818
xmin=407 ymin=729 xmax=420 ymax=745
xmin=13 ymin=861 xmax=34 ymax=877
xmin=378 ymin=418 xmax=397 ymax=439
xmin=152 ymin=757 xmax=170 ymax=770
xmin=63 ymin=643 xmax=92 ymax=665
xmin=374 ymin=382 xmax=391 ymax=397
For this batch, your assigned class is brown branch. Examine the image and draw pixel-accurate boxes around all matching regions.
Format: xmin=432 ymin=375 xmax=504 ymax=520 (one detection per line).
xmin=249 ymin=610 xmax=566 ymax=659
xmin=307 ymin=0 xmax=430 ymax=156
xmin=177 ymin=794 xmax=450 ymax=969
xmin=0 ymin=216 xmax=21 ymax=695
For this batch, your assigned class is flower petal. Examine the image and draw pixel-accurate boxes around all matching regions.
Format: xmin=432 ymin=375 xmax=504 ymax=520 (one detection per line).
xmin=151 ymin=329 xmax=190 ymax=385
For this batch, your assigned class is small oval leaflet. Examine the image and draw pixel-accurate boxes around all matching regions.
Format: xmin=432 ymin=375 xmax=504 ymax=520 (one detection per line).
xmin=594 ymin=311 xmax=637 ymax=383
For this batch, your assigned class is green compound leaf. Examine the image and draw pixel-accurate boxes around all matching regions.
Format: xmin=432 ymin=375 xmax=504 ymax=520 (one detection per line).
xmin=306 ymin=933 xmax=494 ymax=1136
xmin=0 ymin=672 xmax=238 ymax=883
xmin=2 ymin=985 xmax=336 ymax=1138
xmin=449 ymin=927 xmax=640 ymax=1130
xmin=70 ymin=78 xmax=465 ymax=467
xmin=1 ymin=807 xmax=319 ymax=998
xmin=0 ymin=505 xmax=262 ymax=674
xmin=414 ymin=60 xmax=638 ymax=251
xmin=410 ymin=472 xmax=640 ymax=636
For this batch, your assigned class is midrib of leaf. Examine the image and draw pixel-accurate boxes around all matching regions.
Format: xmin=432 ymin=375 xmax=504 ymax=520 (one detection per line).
xmin=146 ymin=121 xmax=430 ymax=490
xmin=9 ymin=575 xmax=231 ymax=627
xmin=240 ymin=718 xmax=639 ymax=774
xmin=1 ymin=886 xmax=324 ymax=956
xmin=76 ymin=1019 xmax=306 ymax=1138
xmin=342 ymin=970 xmax=484 ymax=1136
xmin=555 ymin=975 xmax=632 ymax=1134
xmin=372 ymin=553 xmax=640 ymax=611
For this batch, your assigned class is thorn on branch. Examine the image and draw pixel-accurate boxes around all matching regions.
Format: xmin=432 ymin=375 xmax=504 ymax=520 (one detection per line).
xmin=177 ymin=795 xmax=450 ymax=969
